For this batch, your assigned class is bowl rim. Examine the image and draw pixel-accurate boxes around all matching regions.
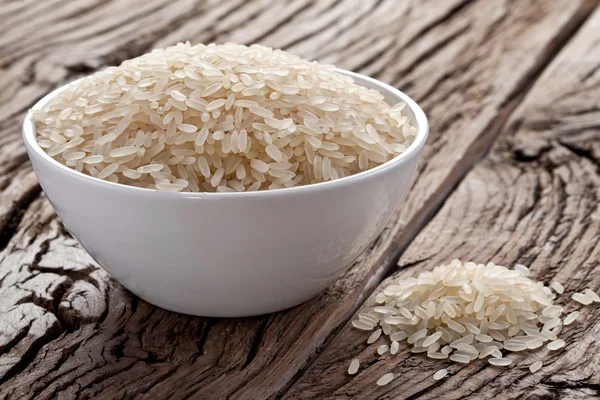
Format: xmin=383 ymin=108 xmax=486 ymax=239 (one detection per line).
xmin=22 ymin=68 xmax=428 ymax=198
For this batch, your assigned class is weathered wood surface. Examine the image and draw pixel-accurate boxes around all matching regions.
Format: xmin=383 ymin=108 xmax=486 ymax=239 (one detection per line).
xmin=0 ymin=0 xmax=599 ymax=399
xmin=287 ymin=7 xmax=600 ymax=400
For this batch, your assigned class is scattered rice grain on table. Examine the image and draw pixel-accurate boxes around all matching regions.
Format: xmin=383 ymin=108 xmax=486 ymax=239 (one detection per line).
xmin=550 ymin=281 xmax=564 ymax=294
xmin=529 ymin=360 xmax=543 ymax=373
xmin=547 ymin=339 xmax=565 ymax=350
xmin=348 ymin=259 xmax=600 ymax=383
xmin=583 ymin=288 xmax=600 ymax=302
xmin=367 ymin=328 xmax=382 ymax=344
xmin=376 ymin=373 xmax=394 ymax=386
xmin=563 ymin=311 xmax=579 ymax=325
xmin=33 ymin=42 xmax=416 ymax=192
xmin=348 ymin=359 xmax=360 ymax=375
xmin=572 ymin=292 xmax=593 ymax=305
xmin=433 ymin=369 xmax=448 ymax=380
xmin=489 ymin=358 xmax=512 ymax=366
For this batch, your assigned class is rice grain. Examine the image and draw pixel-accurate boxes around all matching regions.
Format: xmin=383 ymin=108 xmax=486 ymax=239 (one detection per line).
xmin=529 ymin=361 xmax=543 ymax=373
xmin=563 ymin=311 xmax=579 ymax=325
xmin=550 ymin=281 xmax=564 ymax=294
xmin=367 ymin=329 xmax=382 ymax=344
xmin=547 ymin=339 xmax=565 ymax=350
xmin=376 ymin=373 xmax=394 ymax=386
xmin=572 ymin=293 xmax=593 ymax=305
xmin=433 ymin=369 xmax=448 ymax=380
xmin=489 ymin=358 xmax=512 ymax=366
xmin=348 ymin=359 xmax=360 ymax=375
xmin=34 ymin=43 xmax=415 ymax=192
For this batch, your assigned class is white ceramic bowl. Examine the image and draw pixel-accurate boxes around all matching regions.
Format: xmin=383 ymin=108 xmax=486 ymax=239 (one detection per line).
xmin=22 ymin=69 xmax=428 ymax=317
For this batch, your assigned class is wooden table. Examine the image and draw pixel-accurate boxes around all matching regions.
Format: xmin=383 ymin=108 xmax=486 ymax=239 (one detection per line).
xmin=1 ymin=1 xmax=600 ymax=398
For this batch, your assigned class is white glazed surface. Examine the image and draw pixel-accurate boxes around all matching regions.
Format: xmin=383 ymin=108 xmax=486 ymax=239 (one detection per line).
xmin=22 ymin=69 xmax=428 ymax=317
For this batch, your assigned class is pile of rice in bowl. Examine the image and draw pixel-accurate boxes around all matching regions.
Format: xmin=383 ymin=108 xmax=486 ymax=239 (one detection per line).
xmin=33 ymin=42 xmax=416 ymax=192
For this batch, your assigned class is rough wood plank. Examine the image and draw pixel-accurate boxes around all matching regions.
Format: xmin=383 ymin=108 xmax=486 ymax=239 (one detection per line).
xmin=0 ymin=197 xmax=108 ymax=381
xmin=286 ymin=8 xmax=600 ymax=399
xmin=0 ymin=1 xmax=598 ymax=398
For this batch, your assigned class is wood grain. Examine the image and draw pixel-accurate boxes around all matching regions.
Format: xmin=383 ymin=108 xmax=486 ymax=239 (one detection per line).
xmin=0 ymin=0 xmax=598 ymax=398
xmin=286 ymin=8 xmax=600 ymax=399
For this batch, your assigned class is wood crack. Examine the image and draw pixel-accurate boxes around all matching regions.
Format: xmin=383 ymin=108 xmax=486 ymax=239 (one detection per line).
xmin=392 ymin=23 xmax=471 ymax=85
xmin=501 ymin=0 xmax=600 ymax=108
xmin=404 ymin=0 xmax=472 ymax=49
xmin=241 ymin=318 xmax=269 ymax=370
xmin=249 ymin=1 xmax=315 ymax=45
xmin=276 ymin=0 xmax=349 ymax=52
xmin=559 ymin=141 xmax=600 ymax=168
xmin=0 ymin=317 xmax=63 ymax=387
xmin=29 ymin=341 xmax=85 ymax=399
xmin=0 ymin=185 xmax=41 ymax=252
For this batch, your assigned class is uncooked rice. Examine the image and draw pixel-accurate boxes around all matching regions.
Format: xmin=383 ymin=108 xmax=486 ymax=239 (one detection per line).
xmin=348 ymin=359 xmax=360 ymax=375
xmin=376 ymin=373 xmax=394 ymax=386
xmin=33 ymin=42 xmax=416 ymax=192
xmin=367 ymin=328 xmax=382 ymax=344
xmin=433 ymin=369 xmax=448 ymax=380
xmin=377 ymin=344 xmax=390 ymax=355
xmin=572 ymin=292 xmax=593 ymax=305
xmin=550 ymin=281 xmax=564 ymax=294
xmin=563 ymin=311 xmax=579 ymax=325
xmin=547 ymin=339 xmax=565 ymax=350
xmin=529 ymin=360 xmax=543 ymax=373
xmin=583 ymin=288 xmax=600 ymax=302
xmin=488 ymin=358 xmax=512 ymax=366
xmin=348 ymin=259 xmax=600 ymax=384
